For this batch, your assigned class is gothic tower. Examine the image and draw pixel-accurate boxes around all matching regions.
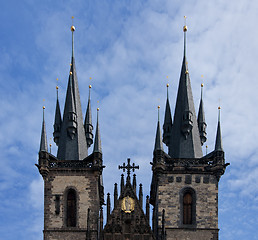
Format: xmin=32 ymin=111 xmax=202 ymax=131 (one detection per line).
xmin=37 ymin=24 xmax=104 ymax=240
xmin=150 ymin=21 xmax=229 ymax=240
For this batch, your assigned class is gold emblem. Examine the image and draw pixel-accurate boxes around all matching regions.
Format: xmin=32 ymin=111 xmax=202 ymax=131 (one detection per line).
xmin=121 ymin=196 xmax=135 ymax=213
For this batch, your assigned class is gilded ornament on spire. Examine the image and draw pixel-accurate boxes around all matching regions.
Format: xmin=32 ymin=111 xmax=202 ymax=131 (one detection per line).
xmin=183 ymin=16 xmax=187 ymax=32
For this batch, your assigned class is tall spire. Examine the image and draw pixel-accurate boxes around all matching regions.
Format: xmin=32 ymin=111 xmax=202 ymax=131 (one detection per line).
xmin=155 ymin=106 xmax=164 ymax=151
xmin=40 ymin=106 xmax=48 ymax=152
xmin=168 ymin=17 xmax=202 ymax=158
xmin=215 ymin=106 xmax=223 ymax=151
xmin=163 ymin=84 xmax=173 ymax=146
xmin=84 ymin=85 xmax=94 ymax=148
xmin=93 ymin=108 xmax=102 ymax=153
xmin=53 ymin=84 xmax=62 ymax=145
xmin=56 ymin=22 xmax=88 ymax=160
xmin=197 ymin=83 xmax=207 ymax=145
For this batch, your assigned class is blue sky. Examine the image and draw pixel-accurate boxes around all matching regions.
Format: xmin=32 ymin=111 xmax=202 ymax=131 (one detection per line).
xmin=0 ymin=0 xmax=258 ymax=239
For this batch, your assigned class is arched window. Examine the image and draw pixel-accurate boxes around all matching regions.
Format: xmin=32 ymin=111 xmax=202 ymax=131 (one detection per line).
xmin=180 ymin=187 xmax=196 ymax=227
xmin=67 ymin=189 xmax=76 ymax=227
xmin=183 ymin=192 xmax=192 ymax=224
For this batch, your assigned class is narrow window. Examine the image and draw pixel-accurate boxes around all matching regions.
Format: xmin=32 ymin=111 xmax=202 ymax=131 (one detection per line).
xmin=183 ymin=192 xmax=192 ymax=224
xmin=67 ymin=189 xmax=76 ymax=227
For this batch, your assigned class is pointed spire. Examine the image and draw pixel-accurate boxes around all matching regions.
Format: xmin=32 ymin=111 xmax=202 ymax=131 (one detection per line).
xmin=215 ymin=106 xmax=223 ymax=151
xmin=84 ymin=85 xmax=94 ymax=148
xmin=197 ymin=83 xmax=207 ymax=145
xmin=93 ymin=108 xmax=102 ymax=153
xmin=163 ymin=84 xmax=173 ymax=146
xmin=120 ymin=174 xmax=124 ymax=195
xmin=114 ymin=183 xmax=118 ymax=207
xmin=40 ymin=106 xmax=48 ymax=152
xmin=154 ymin=106 xmax=164 ymax=151
xmin=139 ymin=183 xmax=143 ymax=209
xmin=53 ymin=84 xmax=62 ymax=145
xmin=133 ymin=174 xmax=136 ymax=192
xmin=107 ymin=193 xmax=111 ymax=223
xmin=57 ymin=24 xmax=88 ymax=160
xmin=168 ymin=17 xmax=202 ymax=158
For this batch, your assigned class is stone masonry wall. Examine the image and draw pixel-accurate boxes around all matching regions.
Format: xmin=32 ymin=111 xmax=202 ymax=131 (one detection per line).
xmin=44 ymin=170 xmax=100 ymax=240
xmin=157 ymin=173 xmax=218 ymax=229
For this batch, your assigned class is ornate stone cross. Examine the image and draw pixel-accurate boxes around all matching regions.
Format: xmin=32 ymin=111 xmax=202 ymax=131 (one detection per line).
xmin=118 ymin=158 xmax=139 ymax=182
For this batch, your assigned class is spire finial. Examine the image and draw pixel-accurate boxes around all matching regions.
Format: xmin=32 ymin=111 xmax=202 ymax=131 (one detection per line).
xmin=201 ymin=75 xmax=204 ymax=99
xmin=166 ymin=76 xmax=169 ymax=98
xmin=89 ymin=84 xmax=92 ymax=98
xmin=40 ymin=103 xmax=48 ymax=152
xmin=56 ymin=78 xmax=59 ymax=98
xmin=183 ymin=16 xmax=187 ymax=57
xmin=158 ymin=105 xmax=160 ymax=122
xmin=218 ymin=105 xmax=221 ymax=121
xmin=215 ymin=105 xmax=223 ymax=151
xmin=71 ymin=16 xmax=75 ymax=58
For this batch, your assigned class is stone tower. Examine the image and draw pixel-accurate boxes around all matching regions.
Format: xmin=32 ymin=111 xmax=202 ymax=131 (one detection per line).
xmin=149 ymin=23 xmax=229 ymax=240
xmin=36 ymin=25 xmax=104 ymax=240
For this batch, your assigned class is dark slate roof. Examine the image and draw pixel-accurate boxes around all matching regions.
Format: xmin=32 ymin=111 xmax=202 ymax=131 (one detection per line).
xmin=163 ymin=85 xmax=173 ymax=146
xmin=154 ymin=119 xmax=164 ymax=151
xmin=168 ymin=30 xmax=203 ymax=158
xmin=54 ymin=91 xmax=62 ymax=129
xmin=215 ymin=108 xmax=223 ymax=151
xmin=84 ymin=86 xmax=94 ymax=147
xmin=93 ymin=109 xmax=102 ymax=153
xmin=57 ymin=30 xmax=88 ymax=160
xmin=197 ymin=85 xmax=207 ymax=145
xmin=40 ymin=107 xmax=48 ymax=152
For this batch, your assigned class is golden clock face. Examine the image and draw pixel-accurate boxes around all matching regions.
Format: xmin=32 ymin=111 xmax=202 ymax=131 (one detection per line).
xmin=121 ymin=196 xmax=135 ymax=213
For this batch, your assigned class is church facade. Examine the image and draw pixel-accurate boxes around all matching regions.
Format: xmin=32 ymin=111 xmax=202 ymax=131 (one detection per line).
xmin=37 ymin=22 xmax=229 ymax=240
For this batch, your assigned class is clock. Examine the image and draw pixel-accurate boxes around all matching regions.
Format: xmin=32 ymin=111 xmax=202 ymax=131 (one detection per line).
xmin=121 ymin=196 xmax=135 ymax=213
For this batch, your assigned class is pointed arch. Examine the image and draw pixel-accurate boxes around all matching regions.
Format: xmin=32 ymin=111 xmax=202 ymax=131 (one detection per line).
xmin=66 ymin=188 xmax=77 ymax=227
xmin=180 ymin=187 xmax=196 ymax=227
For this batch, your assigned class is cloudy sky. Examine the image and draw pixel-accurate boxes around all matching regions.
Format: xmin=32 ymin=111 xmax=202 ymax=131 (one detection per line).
xmin=0 ymin=0 xmax=258 ymax=239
